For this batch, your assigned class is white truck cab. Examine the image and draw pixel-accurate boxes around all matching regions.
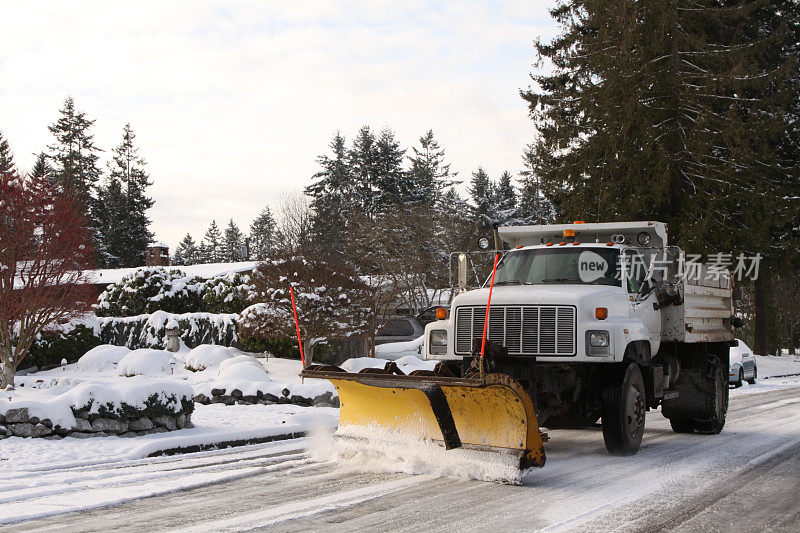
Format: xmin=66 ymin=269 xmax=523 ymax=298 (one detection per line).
xmin=423 ymin=221 xmax=735 ymax=455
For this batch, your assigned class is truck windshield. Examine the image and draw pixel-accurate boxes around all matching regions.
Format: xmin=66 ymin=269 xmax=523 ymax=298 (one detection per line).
xmin=490 ymin=248 xmax=621 ymax=287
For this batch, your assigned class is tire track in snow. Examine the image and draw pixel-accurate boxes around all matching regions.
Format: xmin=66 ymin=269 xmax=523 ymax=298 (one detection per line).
xmin=168 ymin=475 xmax=433 ymax=533
xmin=0 ymin=441 xmax=324 ymax=526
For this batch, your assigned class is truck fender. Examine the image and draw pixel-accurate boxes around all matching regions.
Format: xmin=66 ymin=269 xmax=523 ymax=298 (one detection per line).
xmin=609 ymin=320 xmax=650 ymax=362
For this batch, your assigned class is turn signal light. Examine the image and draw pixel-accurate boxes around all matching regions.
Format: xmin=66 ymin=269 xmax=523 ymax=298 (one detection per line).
xmin=574 ymin=220 xmax=585 ymax=224
xmin=595 ymin=307 xmax=608 ymax=320
xmin=435 ymin=307 xmax=448 ymax=320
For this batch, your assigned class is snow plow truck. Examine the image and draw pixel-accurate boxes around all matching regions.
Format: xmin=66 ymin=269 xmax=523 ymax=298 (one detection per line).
xmin=301 ymin=221 xmax=736 ymax=471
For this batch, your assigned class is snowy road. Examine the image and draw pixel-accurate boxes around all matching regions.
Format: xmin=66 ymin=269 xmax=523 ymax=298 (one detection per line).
xmin=4 ymin=382 xmax=800 ymax=532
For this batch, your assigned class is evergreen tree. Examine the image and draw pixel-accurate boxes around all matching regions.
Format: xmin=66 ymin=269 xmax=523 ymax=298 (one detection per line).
xmin=347 ymin=126 xmax=380 ymax=216
xmin=0 ymin=131 xmax=15 ymax=174
xmin=522 ymin=0 xmax=799 ymax=253
xmin=495 ymin=171 xmax=521 ymax=225
xmin=373 ymin=127 xmax=408 ymax=209
xmin=249 ymin=206 xmax=277 ymax=260
xmin=104 ymin=124 xmax=154 ymax=267
xmin=47 ymin=97 xmax=105 ymax=262
xmin=223 ymin=219 xmax=245 ymax=261
xmin=519 ymin=146 xmax=556 ymax=224
xmin=174 ymin=234 xmax=200 ymax=265
xmin=305 ymin=133 xmax=353 ymax=262
xmin=47 ymin=97 xmax=102 ymax=212
xmin=468 ymin=167 xmax=496 ymax=237
xmin=94 ymin=178 xmax=128 ymax=267
xmin=29 ymin=152 xmax=51 ymax=181
xmin=523 ymin=0 xmax=800 ymax=354
xmin=408 ymin=129 xmax=456 ymax=205
xmin=202 ymin=220 xmax=223 ymax=263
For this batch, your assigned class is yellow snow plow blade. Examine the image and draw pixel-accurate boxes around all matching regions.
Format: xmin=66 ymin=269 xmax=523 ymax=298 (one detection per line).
xmin=301 ymin=366 xmax=546 ymax=469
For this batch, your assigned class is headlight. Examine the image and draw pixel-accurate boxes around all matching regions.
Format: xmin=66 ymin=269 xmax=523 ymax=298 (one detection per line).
xmin=589 ymin=331 xmax=610 ymax=347
xmin=429 ymin=330 xmax=447 ymax=355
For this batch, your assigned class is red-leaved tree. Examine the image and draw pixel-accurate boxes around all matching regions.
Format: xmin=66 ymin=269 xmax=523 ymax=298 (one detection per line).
xmin=0 ymin=170 xmax=94 ymax=388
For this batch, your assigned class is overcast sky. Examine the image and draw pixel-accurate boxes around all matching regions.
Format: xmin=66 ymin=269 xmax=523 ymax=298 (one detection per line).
xmin=0 ymin=1 xmax=557 ymax=249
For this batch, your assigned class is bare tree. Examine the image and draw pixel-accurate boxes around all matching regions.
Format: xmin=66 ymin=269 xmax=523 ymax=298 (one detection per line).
xmin=347 ymin=204 xmax=473 ymax=345
xmin=273 ymin=191 xmax=313 ymax=255
xmin=0 ymin=170 xmax=94 ymax=387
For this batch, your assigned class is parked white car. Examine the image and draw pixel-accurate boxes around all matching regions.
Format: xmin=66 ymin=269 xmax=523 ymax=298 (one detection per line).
xmin=729 ymin=338 xmax=757 ymax=387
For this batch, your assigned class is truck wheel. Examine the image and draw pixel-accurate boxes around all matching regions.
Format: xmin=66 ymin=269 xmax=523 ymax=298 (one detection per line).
xmin=602 ymin=362 xmax=646 ymax=455
xmin=695 ymin=361 xmax=728 ymax=435
xmin=669 ymin=418 xmax=696 ymax=433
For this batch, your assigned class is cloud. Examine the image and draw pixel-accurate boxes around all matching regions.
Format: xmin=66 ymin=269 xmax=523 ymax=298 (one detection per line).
xmin=0 ymin=0 xmax=557 ymax=248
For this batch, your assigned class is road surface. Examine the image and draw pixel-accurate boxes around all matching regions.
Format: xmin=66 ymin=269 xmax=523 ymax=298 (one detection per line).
xmin=4 ymin=384 xmax=800 ymax=532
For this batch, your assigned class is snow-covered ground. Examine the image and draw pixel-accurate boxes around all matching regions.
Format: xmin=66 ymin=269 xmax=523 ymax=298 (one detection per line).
xmin=5 ymin=375 xmax=800 ymax=531
xmin=3 ymin=346 xmax=800 ymax=528
xmin=753 ymin=353 xmax=800 ymax=377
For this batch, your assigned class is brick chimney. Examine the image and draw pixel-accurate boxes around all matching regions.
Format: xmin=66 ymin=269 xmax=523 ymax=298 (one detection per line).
xmin=146 ymin=244 xmax=170 ymax=267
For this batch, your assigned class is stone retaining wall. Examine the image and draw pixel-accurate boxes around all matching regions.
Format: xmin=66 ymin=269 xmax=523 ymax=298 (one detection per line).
xmin=1 ymin=404 xmax=193 ymax=440
xmin=193 ymin=388 xmax=339 ymax=408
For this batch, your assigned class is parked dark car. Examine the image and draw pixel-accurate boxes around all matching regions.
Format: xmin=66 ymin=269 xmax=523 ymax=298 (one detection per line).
xmin=415 ymin=305 xmax=450 ymax=328
xmin=374 ymin=316 xmax=425 ymax=345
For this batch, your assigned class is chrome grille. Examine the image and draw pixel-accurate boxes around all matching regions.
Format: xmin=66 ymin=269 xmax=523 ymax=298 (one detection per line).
xmin=454 ymin=305 xmax=576 ymax=356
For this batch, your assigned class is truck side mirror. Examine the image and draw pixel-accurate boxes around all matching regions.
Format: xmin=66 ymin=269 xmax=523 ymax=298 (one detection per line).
xmin=731 ymin=317 xmax=745 ymax=328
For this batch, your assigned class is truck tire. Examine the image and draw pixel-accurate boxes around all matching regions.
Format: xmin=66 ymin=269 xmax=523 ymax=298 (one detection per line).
xmin=669 ymin=418 xmax=696 ymax=433
xmin=602 ymin=362 xmax=646 ymax=455
xmin=695 ymin=360 xmax=728 ymax=435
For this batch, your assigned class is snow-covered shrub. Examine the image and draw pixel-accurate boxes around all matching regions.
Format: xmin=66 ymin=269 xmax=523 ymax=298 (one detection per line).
xmin=0 ymin=377 xmax=194 ymax=432
xmin=117 ymin=348 xmax=179 ymax=377
xmin=76 ymin=344 xmax=131 ymax=372
xmin=95 ymin=269 xmax=255 ymax=318
xmin=184 ymin=344 xmax=235 ymax=371
xmin=94 ymin=268 xmax=206 ymax=317
xmin=239 ymin=256 xmax=373 ymax=360
xmin=26 ymin=324 xmax=102 ymax=369
xmin=99 ymin=311 xmax=238 ymax=349
xmin=201 ymin=272 xmax=254 ymax=313
xmin=217 ymin=355 xmax=268 ymax=382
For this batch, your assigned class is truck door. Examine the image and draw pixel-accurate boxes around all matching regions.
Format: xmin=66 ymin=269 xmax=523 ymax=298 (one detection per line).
xmin=623 ymin=249 xmax=662 ymax=356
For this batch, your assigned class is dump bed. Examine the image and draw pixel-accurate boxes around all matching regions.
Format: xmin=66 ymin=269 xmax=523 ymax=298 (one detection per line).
xmin=661 ymin=265 xmax=734 ymax=343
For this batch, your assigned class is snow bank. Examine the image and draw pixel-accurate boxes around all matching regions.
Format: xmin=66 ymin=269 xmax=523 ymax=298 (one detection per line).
xmin=754 ymin=354 xmax=800 ymax=377
xmin=184 ymin=344 xmax=235 ymax=371
xmin=118 ymin=349 xmax=179 ymax=377
xmin=75 ymin=345 xmax=131 ymax=373
xmin=374 ymin=336 xmax=424 ymax=360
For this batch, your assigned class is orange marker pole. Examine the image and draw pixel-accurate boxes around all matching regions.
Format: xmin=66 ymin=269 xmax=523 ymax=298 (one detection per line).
xmin=290 ymin=286 xmax=305 ymax=366
xmin=480 ymin=252 xmax=500 ymax=378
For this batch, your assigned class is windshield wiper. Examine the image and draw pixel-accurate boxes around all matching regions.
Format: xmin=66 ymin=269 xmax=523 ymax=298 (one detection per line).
xmin=494 ymin=280 xmax=521 ymax=286
xmin=541 ymin=278 xmax=583 ymax=283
